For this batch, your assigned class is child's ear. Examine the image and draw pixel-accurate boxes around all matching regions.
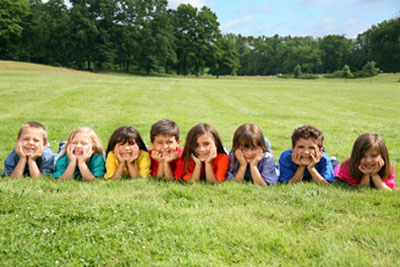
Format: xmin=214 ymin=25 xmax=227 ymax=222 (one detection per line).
xmin=43 ymin=140 xmax=48 ymax=147
xmin=177 ymin=139 xmax=181 ymax=145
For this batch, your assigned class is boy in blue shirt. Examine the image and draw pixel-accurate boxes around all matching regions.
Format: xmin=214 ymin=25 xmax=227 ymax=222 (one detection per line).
xmin=279 ymin=125 xmax=334 ymax=184
xmin=3 ymin=121 xmax=56 ymax=178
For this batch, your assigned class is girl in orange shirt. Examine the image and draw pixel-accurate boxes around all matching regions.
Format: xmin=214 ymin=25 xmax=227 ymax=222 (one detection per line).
xmin=183 ymin=123 xmax=229 ymax=183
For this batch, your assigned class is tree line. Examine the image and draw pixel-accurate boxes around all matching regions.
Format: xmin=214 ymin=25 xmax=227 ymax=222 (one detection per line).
xmin=1 ymin=0 xmax=399 ymax=76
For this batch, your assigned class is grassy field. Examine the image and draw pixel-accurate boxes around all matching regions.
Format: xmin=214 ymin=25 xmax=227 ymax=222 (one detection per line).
xmin=0 ymin=60 xmax=400 ymax=266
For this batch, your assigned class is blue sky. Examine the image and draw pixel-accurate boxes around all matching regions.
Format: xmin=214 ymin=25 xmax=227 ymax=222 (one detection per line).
xmin=169 ymin=0 xmax=400 ymax=38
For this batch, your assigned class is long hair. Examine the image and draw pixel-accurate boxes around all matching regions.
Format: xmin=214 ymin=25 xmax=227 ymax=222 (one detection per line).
xmin=231 ymin=123 xmax=268 ymax=171
xmin=183 ymin=123 xmax=226 ymax=172
xmin=106 ymin=126 xmax=147 ymax=157
xmin=60 ymin=127 xmax=104 ymax=157
xmin=349 ymin=133 xmax=391 ymax=180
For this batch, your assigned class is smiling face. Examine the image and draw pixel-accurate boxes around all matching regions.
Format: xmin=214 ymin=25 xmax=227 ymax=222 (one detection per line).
xmin=70 ymin=132 xmax=93 ymax=157
xmin=18 ymin=127 xmax=46 ymax=156
xmin=239 ymin=145 xmax=259 ymax=163
xmin=151 ymin=135 xmax=180 ymax=158
xmin=360 ymin=146 xmax=382 ymax=173
xmin=116 ymin=139 xmax=139 ymax=161
xmin=292 ymin=138 xmax=321 ymax=165
xmin=194 ymin=134 xmax=215 ymax=162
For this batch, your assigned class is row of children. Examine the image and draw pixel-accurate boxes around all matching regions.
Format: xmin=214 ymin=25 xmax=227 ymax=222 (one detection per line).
xmin=2 ymin=120 xmax=397 ymax=190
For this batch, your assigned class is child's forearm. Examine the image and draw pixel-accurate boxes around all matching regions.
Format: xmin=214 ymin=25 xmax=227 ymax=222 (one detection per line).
xmin=59 ymin=162 xmax=77 ymax=180
xmin=358 ymin=174 xmax=370 ymax=187
xmin=163 ymin=162 xmax=175 ymax=180
xmin=156 ymin=162 xmax=165 ymax=178
xmin=78 ymin=162 xmax=96 ymax=182
xmin=288 ymin=166 xmax=306 ymax=183
xmin=308 ymin=167 xmax=329 ymax=184
xmin=187 ymin=164 xmax=201 ymax=183
xmin=10 ymin=157 xmax=27 ymax=178
xmin=232 ymin=165 xmax=247 ymax=182
xmin=127 ymin=162 xmax=139 ymax=179
xmin=205 ymin=163 xmax=219 ymax=183
xmin=109 ymin=163 xmax=125 ymax=180
xmin=28 ymin=158 xmax=41 ymax=178
xmin=371 ymin=174 xmax=392 ymax=191
xmin=249 ymin=165 xmax=267 ymax=187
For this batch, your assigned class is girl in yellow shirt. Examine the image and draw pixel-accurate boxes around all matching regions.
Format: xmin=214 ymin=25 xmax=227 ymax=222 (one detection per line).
xmin=104 ymin=126 xmax=150 ymax=179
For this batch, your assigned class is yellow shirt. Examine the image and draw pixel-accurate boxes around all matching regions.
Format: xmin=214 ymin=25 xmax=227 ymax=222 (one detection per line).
xmin=104 ymin=150 xmax=150 ymax=178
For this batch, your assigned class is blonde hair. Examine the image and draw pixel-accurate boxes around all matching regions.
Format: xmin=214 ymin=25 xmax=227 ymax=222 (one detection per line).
xmin=60 ymin=127 xmax=104 ymax=157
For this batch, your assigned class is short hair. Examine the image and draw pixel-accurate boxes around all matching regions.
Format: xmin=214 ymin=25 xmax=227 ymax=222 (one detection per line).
xmin=150 ymin=119 xmax=180 ymax=142
xmin=17 ymin=121 xmax=48 ymax=143
xmin=291 ymin=125 xmax=324 ymax=148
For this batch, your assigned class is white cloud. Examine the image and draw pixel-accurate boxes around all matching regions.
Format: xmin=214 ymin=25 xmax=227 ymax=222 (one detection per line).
xmin=220 ymin=16 xmax=253 ymax=33
xmin=322 ymin=18 xmax=333 ymax=24
xmin=168 ymin=0 xmax=206 ymax=9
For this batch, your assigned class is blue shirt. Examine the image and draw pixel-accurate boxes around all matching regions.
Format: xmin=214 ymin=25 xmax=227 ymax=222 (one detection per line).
xmin=2 ymin=146 xmax=56 ymax=176
xmin=227 ymin=151 xmax=279 ymax=185
xmin=53 ymin=153 xmax=105 ymax=180
xmin=278 ymin=149 xmax=334 ymax=183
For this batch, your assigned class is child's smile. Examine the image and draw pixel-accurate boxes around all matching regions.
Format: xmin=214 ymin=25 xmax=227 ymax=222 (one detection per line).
xmin=19 ymin=128 xmax=46 ymax=156
xmin=360 ymin=147 xmax=382 ymax=172
xmin=152 ymin=135 xmax=180 ymax=158
xmin=70 ymin=133 xmax=93 ymax=157
xmin=195 ymin=134 xmax=215 ymax=162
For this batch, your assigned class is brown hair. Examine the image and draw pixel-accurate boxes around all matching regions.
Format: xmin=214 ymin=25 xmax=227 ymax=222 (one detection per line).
xmin=60 ymin=127 xmax=104 ymax=157
xmin=231 ymin=123 xmax=268 ymax=171
xmin=349 ymin=133 xmax=392 ymax=180
xmin=183 ymin=123 xmax=226 ymax=172
xmin=291 ymin=125 xmax=324 ymax=148
xmin=18 ymin=121 xmax=48 ymax=143
xmin=106 ymin=126 xmax=147 ymax=156
xmin=150 ymin=119 xmax=180 ymax=142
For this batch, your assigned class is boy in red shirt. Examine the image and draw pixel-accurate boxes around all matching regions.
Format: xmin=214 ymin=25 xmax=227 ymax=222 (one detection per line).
xmin=149 ymin=119 xmax=184 ymax=180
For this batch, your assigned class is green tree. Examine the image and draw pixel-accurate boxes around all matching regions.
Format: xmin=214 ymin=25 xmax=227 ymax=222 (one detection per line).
xmin=294 ymin=64 xmax=302 ymax=78
xmin=319 ymin=35 xmax=353 ymax=73
xmin=342 ymin=64 xmax=353 ymax=81
xmin=362 ymin=61 xmax=379 ymax=77
xmin=209 ymin=34 xmax=240 ymax=78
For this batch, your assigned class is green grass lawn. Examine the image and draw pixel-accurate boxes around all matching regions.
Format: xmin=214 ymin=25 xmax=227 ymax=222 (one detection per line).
xmin=0 ymin=61 xmax=400 ymax=266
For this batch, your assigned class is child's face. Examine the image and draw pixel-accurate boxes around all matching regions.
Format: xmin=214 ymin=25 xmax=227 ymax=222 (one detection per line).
xmin=116 ymin=140 xmax=139 ymax=161
xmin=151 ymin=135 xmax=180 ymax=157
xmin=70 ymin=132 xmax=93 ymax=157
xmin=195 ymin=134 xmax=216 ymax=162
xmin=239 ymin=145 xmax=259 ymax=163
xmin=292 ymin=138 xmax=322 ymax=165
xmin=360 ymin=147 xmax=382 ymax=173
xmin=17 ymin=127 xmax=46 ymax=156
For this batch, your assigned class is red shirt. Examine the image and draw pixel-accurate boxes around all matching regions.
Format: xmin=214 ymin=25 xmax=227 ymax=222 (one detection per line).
xmin=149 ymin=147 xmax=184 ymax=179
xmin=183 ymin=153 xmax=229 ymax=182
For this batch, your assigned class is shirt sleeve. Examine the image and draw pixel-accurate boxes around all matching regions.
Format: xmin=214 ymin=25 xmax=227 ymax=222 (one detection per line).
xmin=183 ymin=160 xmax=195 ymax=182
xmin=137 ymin=151 xmax=151 ymax=178
xmin=259 ymin=153 xmax=278 ymax=185
xmin=90 ymin=154 xmax=105 ymax=178
xmin=53 ymin=154 xmax=68 ymax=178
xmin=226 ymin=152 xmax=236 ymax=180
xmin=214 ymin=154 xmax=229 ymax=182
xmin=317 ymin=153 xmax=334 ymax=182
xmin=383 ymin=163 xmax=397 ymax=189
xmin=278 ymin=150 xmax=295 ymax=184
xmin=3 ymin=151 xmax=18 ymax=176
xmin=104 ymin=152 xmax=118 ymax=179
xmin=39 ymin=147 xmax=56 ymax=176
xmin=173 ymin=157 xmax=185 ymax=179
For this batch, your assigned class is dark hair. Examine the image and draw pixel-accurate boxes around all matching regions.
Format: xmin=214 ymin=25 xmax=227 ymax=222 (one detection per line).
xmin=106 ymin=126 xmax=147 ymax=156
xmin=150 ymin=119 xmax=180 ymax=142
xmin=231 ymin=123 xmax=267 ymax=171
xmin=291 ymin=125 xmax=324 ymax=148
xmin=183 ymin=123 xmax=226 ymax=172
xmin=18 ymin=121 xmax=48 ymax=143
xmin=349 ymin=133 xmax=392 ymax=180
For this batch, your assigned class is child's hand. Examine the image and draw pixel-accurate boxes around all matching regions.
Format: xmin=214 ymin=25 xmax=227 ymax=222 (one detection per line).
xmin=127 ymin=145 xmax=139 ymax=163
xmin=165 ymin=151 xmax=178 ymax=163
xmin=291 ymin=149 xmax=303 ymax=166
xmin=15 ymin=140 xmax=26 ymax=158
xmin=358 ymin=164 xmax=370 ymax=175
xmin=191 ymin=153 xmax=201 ymax=165
xmin=114 ymin=144 xmax=126 ymax=164
xmin=29 ymin=142 xmax=44 ymax=160
xmin=235 ymin=149 xmax=247 ymax=166
xmin=250 ymin=147 xmax=263 ymax=167
xmin=371 ymin=158 xmax=385 ymax=176
xmin=151 ymin=150 xmax=163 ymax=163
xmin=307 ymin=151 xmax=322 ymax=169
xmin=66 ymin=145 xmax=77 ymax=163
xmin=206 ymin=144 xmax=217 ymax=164
xmin=78 ymin=146 xmax=94 ymax=164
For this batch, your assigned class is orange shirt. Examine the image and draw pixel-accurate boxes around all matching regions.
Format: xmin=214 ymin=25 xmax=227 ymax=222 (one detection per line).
xmin=183 ymin=153 xmax=229 ymax=182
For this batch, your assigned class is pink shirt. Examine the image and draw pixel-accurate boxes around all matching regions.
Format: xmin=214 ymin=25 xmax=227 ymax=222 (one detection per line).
xmin=334 ymin=160 xmax=397 ymax=189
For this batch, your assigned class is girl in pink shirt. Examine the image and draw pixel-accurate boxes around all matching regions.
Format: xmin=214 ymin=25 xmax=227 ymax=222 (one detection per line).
xmin=334 ymin=133 xmax=397 ymax=191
